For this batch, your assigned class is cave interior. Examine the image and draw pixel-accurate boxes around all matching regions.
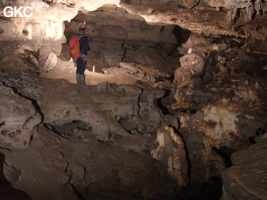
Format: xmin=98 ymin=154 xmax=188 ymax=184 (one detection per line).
xmin=0 ymin=0 xmax=267 ymax=200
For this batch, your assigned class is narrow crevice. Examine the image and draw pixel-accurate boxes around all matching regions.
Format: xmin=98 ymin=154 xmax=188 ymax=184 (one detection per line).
xmin=43 ymin=123 xmax=69 ymax=139
xmin=195 ymin=177 xmax=223 ymax=200
xmin=249 ymin=123 xmax=267 ymax=144
xmin=212 ymin=147 xmax=233 ymax=168
xmin=155 ymin=90 xmax=171 ymax=115
xmin=135 ymin=81 xmax=144 ymax=118
xmin=70 ymin=184 xmax=86 ymax=200
xmin=249 ymin=136 xmax=256 ymax=144
xmin=190 ymin=0 xmax=201 ymax=9
xmin=121 ymin=38 xmax=127 ymax=61
xmin=167 ymin=74 xmax=175 ymax=83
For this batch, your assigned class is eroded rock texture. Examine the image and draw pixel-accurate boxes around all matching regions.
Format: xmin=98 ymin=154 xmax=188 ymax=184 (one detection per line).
xmin=0 ymin=83 xmax=41 ymax=148
xmin=0 ymin=0 xmax=267 ymax=200
xmin=222 ymin=134 xmax=267 ymax=200
xmin=0 ymin=69 xmax=180 ymax=199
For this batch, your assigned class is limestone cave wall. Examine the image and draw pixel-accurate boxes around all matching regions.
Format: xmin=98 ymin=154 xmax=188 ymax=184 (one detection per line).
xmin=0 ymin=0 xmax=267 ymax=200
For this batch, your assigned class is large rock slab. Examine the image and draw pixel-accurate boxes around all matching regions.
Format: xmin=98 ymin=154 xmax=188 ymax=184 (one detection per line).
xmin=222 ymin=134 xmax=267 ymax=200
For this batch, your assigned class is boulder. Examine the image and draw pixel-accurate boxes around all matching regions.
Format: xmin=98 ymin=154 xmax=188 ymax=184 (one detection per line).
xmin=38 ymin=46 xmax=58 ymax=72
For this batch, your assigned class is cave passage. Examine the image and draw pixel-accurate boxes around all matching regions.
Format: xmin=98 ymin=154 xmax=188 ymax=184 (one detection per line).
xmin=0 ymin=1 xmax=267 ymax=200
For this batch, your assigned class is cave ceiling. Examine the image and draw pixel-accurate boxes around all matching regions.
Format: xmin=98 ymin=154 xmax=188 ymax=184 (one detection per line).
xmin=0 ymin=0 xmax=267 ymax=54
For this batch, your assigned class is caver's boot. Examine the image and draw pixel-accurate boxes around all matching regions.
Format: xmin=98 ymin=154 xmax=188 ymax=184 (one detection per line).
xmin=76 ymin=73 xmax=81 ymax=87
xmin=80 ymin=74 xmax=86 ymax=88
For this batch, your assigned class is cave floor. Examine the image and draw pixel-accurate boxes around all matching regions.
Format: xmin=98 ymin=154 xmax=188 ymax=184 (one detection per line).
xmin=40 ymin=59 xmax=172 ymax=90
xmin=39 ymin=59 xmax=140 ymax=86
xmin=0 ymin=50 xmax=140 ymax=86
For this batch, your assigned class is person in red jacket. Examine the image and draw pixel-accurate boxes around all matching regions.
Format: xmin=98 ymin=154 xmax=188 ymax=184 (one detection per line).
xmin=75 ymin=22 xmax=91 ymax=87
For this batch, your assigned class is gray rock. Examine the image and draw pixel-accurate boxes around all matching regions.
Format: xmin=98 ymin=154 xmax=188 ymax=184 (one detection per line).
xmin=38 ymin=46 xmax=58 ymax=72
xmin=96 ymin=81 xmax=109 ymax=93
xmin=0 ymin=85 xmax=41 ymax=148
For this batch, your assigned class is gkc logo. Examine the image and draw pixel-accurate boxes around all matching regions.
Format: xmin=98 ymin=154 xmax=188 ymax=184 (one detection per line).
xmin=3 ymin=6 xmax=33 ymax=17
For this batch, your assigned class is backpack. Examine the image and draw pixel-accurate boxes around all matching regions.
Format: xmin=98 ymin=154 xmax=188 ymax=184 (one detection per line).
xmin=68 ymin=36 xmax=82 ymax=58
